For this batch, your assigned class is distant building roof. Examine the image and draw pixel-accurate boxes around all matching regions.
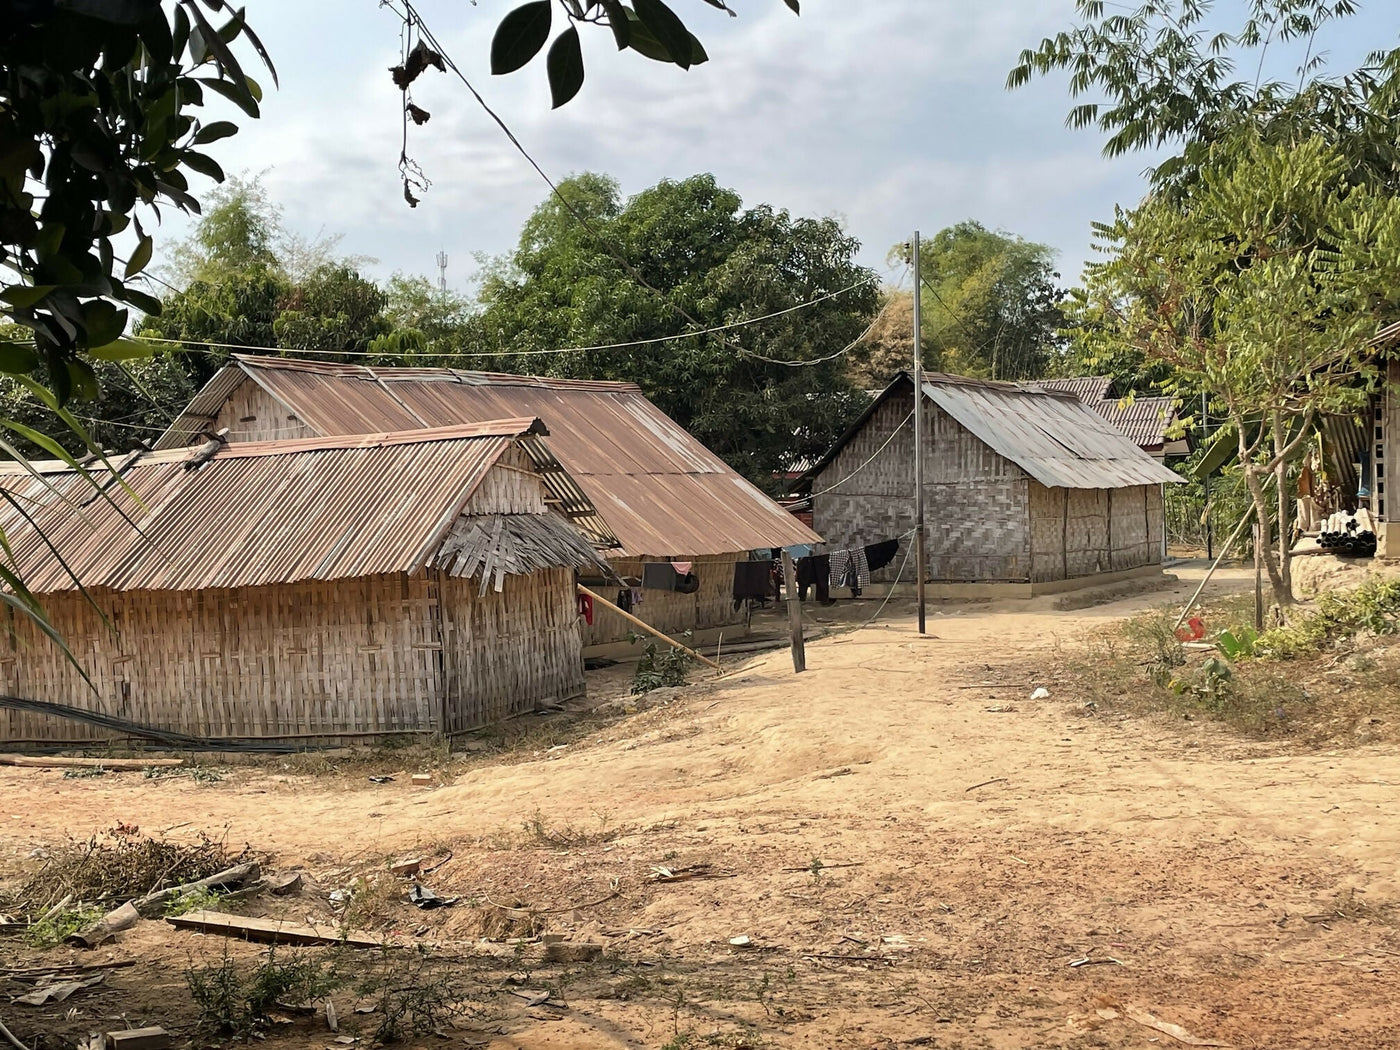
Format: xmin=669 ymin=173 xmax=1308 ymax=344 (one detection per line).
xmin=1030 ymin=375 xmax=1115 ymax=402
xmin=154 ymin=356 xmax=821 ymax=559
xmin=0 ymin=420 xmax=605 ymax=594
xmin=800 ymin=373 xmax=1183 ymax=491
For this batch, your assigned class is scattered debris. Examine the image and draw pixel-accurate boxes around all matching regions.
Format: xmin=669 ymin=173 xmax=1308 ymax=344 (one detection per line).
xmin=389 ymin=857 xmax=422 ymax=877
xmin=367 ymin=776 xmax=394 ymax=784
xmin=66 ymin=902 xmax=140 ymax=950
xmin=15 ymin=974 xmax=104 ymax=1006
xmin=165 ymin=910 xmax=382 ymax=948
xmin=728 ymin=936 xmax=752 ymax=948
xmin=407 ymin=884 xmax=459 ymax=909
xmin=648 ymin=864 xmax=735 ymax=883
xmin=986 ymin=705 xmax=1017 ymax=713
xmin=410 ymin=774 xmax=433 ymax=787
xmin=1069 ymin=956 xmax=1124 ymax=968
xmin=815 ymin=767 xmax=854 ymax=779
xmin=325 ymin=999 xmax=338 ymax=1033
xmin=1030 ymin=687 xmax=1051 ymax=700
xmin=269 ymin=872 xmax=304 ymax=896
xmin=779 ymin=861 xmax=864 ymax=873
xmin=965 ymin=778 xmax=1008 ymax=793
xmin=1124 ymin=1006 xmax=1231 ymax=1047
xmin=104 ymin=1027 xmax=171 ymax=1050
xmin=543 ymin=941 xmax=602 ymax=963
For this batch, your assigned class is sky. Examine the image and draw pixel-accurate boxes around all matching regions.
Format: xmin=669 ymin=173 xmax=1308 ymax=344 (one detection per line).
xmin=177 ymin=0 xmax=1396 ymax=297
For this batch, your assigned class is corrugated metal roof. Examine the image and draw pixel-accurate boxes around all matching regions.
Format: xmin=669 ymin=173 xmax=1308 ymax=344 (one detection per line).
xmin=1031 ymin=376 xmax=1114 ymax=402
xmin=0 ymin=420 xmax=607 ymax=594
xmin=925 ymin=378 xmax=1184 ymax=489
xmin=1091 ymin=396 xmax=1180 ymax=450
xmin=155 ymin=356 xmax=821 ymax=558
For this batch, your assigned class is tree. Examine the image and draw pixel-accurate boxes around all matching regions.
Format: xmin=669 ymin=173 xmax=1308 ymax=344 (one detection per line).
xmin=845 ymin=288 xmax=913 ymax=389
xmin=139 ymin=178 xmax=393 ymax=380
xmin=473 ymin=172 xmax=879 ymax=487
xmin=1081 ymin=132 xmax=1400 ymax=604
xmin=1007 ymin=0 xmax=1399 ymax=191
xmin=873 ymin=222 xmax=1066 ymax=382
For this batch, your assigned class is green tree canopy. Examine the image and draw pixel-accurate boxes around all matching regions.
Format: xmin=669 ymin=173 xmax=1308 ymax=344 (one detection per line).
xmin=1081 ymin=130 xmax=1400 ymax=602
xmin=863 ymin=222 xmax=1065 ymax=382
xmin=472 ymin=172 xmax=879 ymax=487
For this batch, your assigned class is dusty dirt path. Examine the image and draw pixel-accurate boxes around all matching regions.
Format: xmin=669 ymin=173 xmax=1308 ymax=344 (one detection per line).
xmin=4 ymin=568 xmax=1400 ymax=1048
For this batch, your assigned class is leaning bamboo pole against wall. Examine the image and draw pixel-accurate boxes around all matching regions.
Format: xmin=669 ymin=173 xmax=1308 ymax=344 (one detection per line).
xmin=577 ymin=585 xmax=721 ymax=671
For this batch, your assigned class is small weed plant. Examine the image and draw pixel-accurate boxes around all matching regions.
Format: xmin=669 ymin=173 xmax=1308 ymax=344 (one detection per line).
xmin=186 ymin=947 xmax=338 ymax=1038
xmin=632 ymin=637 xmax=695 ymax=695
xmin=24 ymin=905 xmax=102 ymax=948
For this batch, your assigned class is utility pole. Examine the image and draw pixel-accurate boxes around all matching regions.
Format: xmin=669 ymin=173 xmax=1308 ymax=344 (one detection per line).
xmin=1202 ymin=390 xmax=1213 ymax=560
xmin=912 ymin=231 xmax=927 ymax=635
xmin=436 ymin=251 xmax=448 ymax=293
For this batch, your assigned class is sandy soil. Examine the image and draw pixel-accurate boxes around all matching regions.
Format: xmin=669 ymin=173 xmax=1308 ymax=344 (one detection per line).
xmin=4 ymin=565 xmax=1400 ymax=1049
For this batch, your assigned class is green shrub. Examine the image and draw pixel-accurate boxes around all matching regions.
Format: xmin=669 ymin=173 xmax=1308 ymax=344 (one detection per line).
xmin=25 ymin=905 xmax=103 ymax=949
xmin=1258 ymin=579 xmax=1400 ymax=659
xmin=632 ymin=637 xmax=695 ymax=695
xmin=187 ymin=947 xmax=338 ymax=1037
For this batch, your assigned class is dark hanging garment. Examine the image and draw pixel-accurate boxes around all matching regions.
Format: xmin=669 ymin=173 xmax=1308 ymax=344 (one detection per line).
xmin=732 ymin=560 xmax=774 ymax=602
xmin=642 ymin=562 xmax=680 ymax=591
xmin=616 ymin=588 xmax=632 ymax=614
xmin=675 ymin=572 xmax=700 ymax=594
xmin=828 ymin=549 xmax=851 ymax=590
xmin=864 ymin=538 xmax=900 ymax=573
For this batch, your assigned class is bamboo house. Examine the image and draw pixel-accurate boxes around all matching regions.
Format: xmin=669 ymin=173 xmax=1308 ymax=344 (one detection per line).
xmin=0 ymin=419 xmax=609 ymax=747
xmin=798 ymin=373 xmax=1184 ymax=593
xmin=153 ymin=356 xmax=821 ymax=651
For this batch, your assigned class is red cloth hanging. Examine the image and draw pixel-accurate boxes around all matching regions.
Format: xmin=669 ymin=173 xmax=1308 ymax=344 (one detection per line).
xmin=577 ymin=593 xmax=594 ymax=626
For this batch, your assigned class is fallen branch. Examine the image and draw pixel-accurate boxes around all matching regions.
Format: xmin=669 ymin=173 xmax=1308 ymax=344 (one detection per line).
xmin=965 ymin=778 xmax=1007 ymax=793
xmin=0 ymin=1015 xmax=30 ymax=1050
xmin=780 ymin=862 xmax=865 ymax=873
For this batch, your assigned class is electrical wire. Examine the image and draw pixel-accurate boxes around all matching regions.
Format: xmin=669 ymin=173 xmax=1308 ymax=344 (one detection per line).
xmin=132 ymin=274 xmax=882 ymax=361
xmin=804 ymin=411 xmax=914 ymax=497
xmin=379 ymin=0 xmax=882 ymax=370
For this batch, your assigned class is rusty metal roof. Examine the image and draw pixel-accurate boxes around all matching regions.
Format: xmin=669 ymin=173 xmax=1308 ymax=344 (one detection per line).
xmin=155 ymin=356 xmax=821 ymax=558
xmin=0 ymin=419 xmax=608 ymax=594
xmin=800 ymin=373 xmax=1182 ymax=491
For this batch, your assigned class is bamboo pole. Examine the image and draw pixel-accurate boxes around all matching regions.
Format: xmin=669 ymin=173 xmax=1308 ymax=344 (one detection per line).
xmin=577 ymin=585 xmax=722 ymax=671
xmin=1172 ymin=507 xmax=1255 ymax=632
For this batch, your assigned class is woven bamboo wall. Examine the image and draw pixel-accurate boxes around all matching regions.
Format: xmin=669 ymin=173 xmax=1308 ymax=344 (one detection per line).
xmin=1382 ymin=360 xmax=1400 ymax=522
xmin=438 ymin=566 xmax=584 ymax=733
xmin=460 ymin=446 xmax=546 ymax=515
xmin=812 ymin=390 xmax=1032 ymax=582
xmin=583 ymin=554 xmax=746 ymax=646
xmin=209 ymin=381 xmax=317 ymax=443
xmin=1028 ymin=482 xmax=1163 ymax=581
xmin=0 ymin=575 xmax=444 ymax=746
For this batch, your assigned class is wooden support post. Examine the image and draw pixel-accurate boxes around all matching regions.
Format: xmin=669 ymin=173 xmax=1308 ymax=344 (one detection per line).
xmin=781 ymin=550 xmax=806 ymax=674
xmin=576 ymin=585 xmax=722 ymax=671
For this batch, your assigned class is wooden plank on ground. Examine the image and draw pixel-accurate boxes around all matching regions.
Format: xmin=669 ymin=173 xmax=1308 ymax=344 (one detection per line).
xmin=164 ymin=910 xmax=382 ymax=948
xmin=0 ymin=755 xmax=183 ymax=770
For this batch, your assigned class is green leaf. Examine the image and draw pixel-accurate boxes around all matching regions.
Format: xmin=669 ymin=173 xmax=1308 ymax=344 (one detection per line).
xmin=621 ymin=10 xmax=673 ymax=63
xmin=0 ymin=342 xmax=39 ymax=374
xmin=80 ymin=300 xmax=129 ymax=349
xmin=91 ymin=336 xmax=158 ymax=362
xmin=599 ymin=0 xmax=631 ymax=49
xmin=632 ymin=0 xmax=694 ymax=68
xmin=66 ymin=359 xmax=101 ymax=402
xmin=783 ymin=0 xmax=799 ymax=11
xmin=193 ymin=119 xmax=239 ymax=144
xmin=198 ymin=76 xmax=260 ymax=118
xmin=125 ymin=233 xmax=154 ymax=278
xmin=491 ymin=1 xmax=553 ymax=75
xmin=181 ymin=150 xmax=226 ymax=182
xmin=0 ymin=285 xmax=57 ymax=308
xmin=116 ymin=284 xmax=163 ymax=316
xmin=547 ymin=26 xmax=585 ymax=108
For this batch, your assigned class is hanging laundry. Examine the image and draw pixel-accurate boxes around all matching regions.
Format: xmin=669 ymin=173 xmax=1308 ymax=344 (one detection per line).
xmin=732 ymin=560 xmax=773 ymax=602
xmin=829 ymin=548 xmax=868 ymax=595
xmin=642 ymin=562 xmax=680 ymax=591
xmin=864 ymin=538 xmax=900 ymax=573
xmin=630 ymin=587 xmax=644 ymax=608
xmin=827 ymin=549 xmax=850 ymax=590
xmin=675 ymin=572 xmax=700 ymax=595
xmin=670 ymin=561 xmax=693 ymax=576
xmin=797 ymin=554 xmax=831 ymax=603
xmin=576 ymin=593 xmax=594 ymax=626
xmin=616 ymin=588 xmax=632 ymax=614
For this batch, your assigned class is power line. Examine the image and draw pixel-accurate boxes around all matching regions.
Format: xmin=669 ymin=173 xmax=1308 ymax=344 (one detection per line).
xmin=134 ymin=275 xmax=881 ymax=360
xmin=805 ymin=411 xmax=914 ymax=498
xmin=380 ymin=0 xmax=879 ymax=370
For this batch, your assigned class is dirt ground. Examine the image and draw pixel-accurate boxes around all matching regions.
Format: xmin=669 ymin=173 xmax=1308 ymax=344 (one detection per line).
xmin=4 ymin=563 xmax=1400 ymax=1049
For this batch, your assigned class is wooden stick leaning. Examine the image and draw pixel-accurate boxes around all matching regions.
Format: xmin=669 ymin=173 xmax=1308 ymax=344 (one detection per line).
xmin=576 ymin=585 xmax=721 ymax=671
